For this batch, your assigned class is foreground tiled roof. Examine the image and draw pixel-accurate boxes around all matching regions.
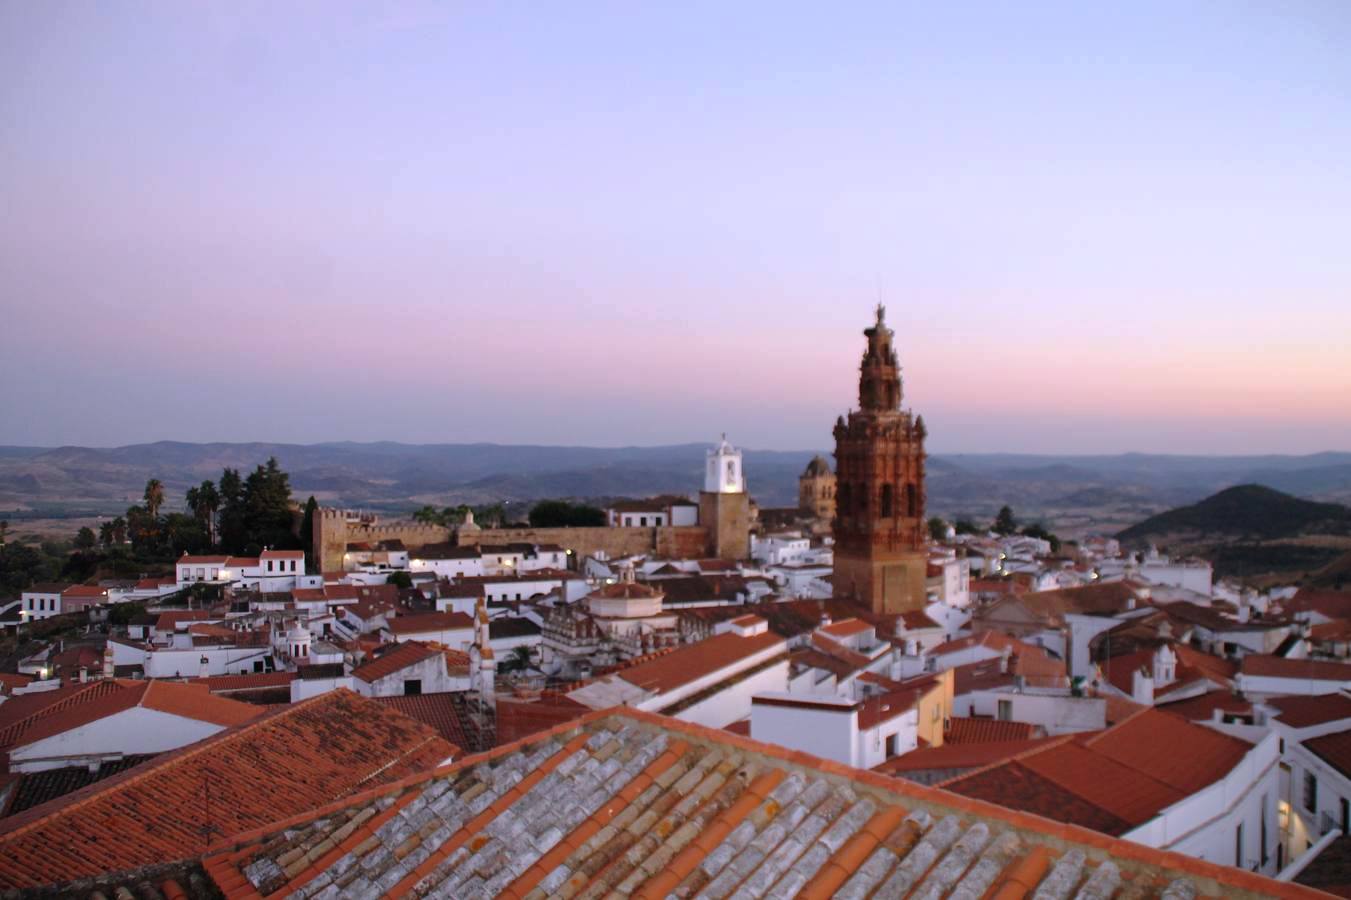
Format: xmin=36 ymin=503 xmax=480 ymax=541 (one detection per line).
xmin=3 ymin=755 xmax=155 ymax=817
xmin=194 ymin=708 xmax=1310 ymax=900
xmin=943 ymin=708 xmax=1253 ymax=836
xmin=0 ymin=690 xmax=458 ymax=890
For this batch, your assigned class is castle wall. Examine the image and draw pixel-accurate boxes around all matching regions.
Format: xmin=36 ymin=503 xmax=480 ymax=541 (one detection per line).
xmin=314 ymin=509 xmax=710 ymax=572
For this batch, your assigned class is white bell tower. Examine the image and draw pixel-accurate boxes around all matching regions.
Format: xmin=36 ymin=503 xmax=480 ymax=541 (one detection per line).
xmin=705 ymin=434 xmax=745 ymax=494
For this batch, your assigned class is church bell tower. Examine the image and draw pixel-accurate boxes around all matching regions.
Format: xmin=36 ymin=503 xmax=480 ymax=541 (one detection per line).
xmin=832 ymin=305 xmax=929 ymax=613
xmin=699 ymin=435 xmax=750 ymax=560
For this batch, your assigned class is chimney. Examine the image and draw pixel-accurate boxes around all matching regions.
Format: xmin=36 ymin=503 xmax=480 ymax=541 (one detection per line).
xmin=79 ymin=667 xmax=88 ymax=684
xmin=198 ymin=655 xmax=210 ymax=679
xmin=999 ymin=645 xmax=1013 ymax=673
xmin=102 ymin=643 xmax=115 ymax=679
xmin=1131 ymin=668 xmax=1154 ymax=706
xmin=1238 ymin=597 xmax=1251 ymax=624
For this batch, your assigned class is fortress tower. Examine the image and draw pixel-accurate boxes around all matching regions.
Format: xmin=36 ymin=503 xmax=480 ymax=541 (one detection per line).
xmin=699 ymin=435 xmax=750 ymax=560
xmin=832 ymin=305 xmax=929 ymax=614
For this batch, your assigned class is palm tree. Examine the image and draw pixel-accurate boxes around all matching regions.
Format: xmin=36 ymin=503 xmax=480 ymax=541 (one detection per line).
xmin=99 ymin=521 xmax=115 ymax=547
xmin=185 ymin=480 xmax=221 ymax=546
xmin=110 ymin=516 xmax=127 ymax=545
xmin=144 ymin=479 xmax=165 ymax=520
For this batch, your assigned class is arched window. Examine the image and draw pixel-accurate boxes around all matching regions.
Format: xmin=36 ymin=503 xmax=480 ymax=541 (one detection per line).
xmin=880 ymin=484 xmax=894 ymax=518
xmin=838 ymin=483 xmax=851 ymax=516
xmin=904 ymin=484 xmax=918 ymax=517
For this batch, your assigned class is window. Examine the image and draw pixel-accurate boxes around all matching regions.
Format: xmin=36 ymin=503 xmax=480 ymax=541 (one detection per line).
xmin=1235 ymin=822 xmax=1244 ymax=867
xmin=404 ymin=679 xmax=422 ymax=696
xmin=290 ymin=560 xmax=297 ymax=572
xmin=267 ymin=560 xmax=274 ymax=572
xmin=997 ymin=700 xmax=1013 ymax=721
xmin=880 ymin=484 xmax=894 ymax=518
xmin=640 ymin=517 xmax=647 ymax=527
xmin=1305 ymin=771 xmax=1318 ymax=813
xmin=1342 ymin=797 xmax=1349 ymax=835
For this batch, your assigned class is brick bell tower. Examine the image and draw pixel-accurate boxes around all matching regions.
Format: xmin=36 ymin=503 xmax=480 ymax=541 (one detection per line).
xmin=832 ymin=304 xmax=929 ymax=614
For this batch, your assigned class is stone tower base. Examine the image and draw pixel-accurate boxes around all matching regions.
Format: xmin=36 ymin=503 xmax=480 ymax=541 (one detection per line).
xmin=699 ymin=491 xmax=750 ymax=560
xmin=833 ymin=551 xmax=928 ymax=614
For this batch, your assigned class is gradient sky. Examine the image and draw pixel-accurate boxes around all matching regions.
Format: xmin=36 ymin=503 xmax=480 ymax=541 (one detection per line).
xmin=3 ymin=2 xmax=1350 ymax=454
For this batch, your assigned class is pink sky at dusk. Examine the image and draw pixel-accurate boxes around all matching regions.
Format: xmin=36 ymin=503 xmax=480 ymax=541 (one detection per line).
xmin=2 ymin=2 xmax=1349 ymax=454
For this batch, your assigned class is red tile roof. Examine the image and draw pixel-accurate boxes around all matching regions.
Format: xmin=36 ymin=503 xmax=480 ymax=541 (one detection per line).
xmin=1241 ymin=654 xmax=1351 ymax=681
xmin=944 ymin=708 xmax=1253 ymax=835
xmin=1 ymin=680 xmax=260 ymax=753
xmin=613 ymin=630 xmax=786 ymax=695
xmin=61 ymin=585 xmax=108 ymax=599
xmin=371 ymin=694 xmax=469 ymax=752
xmin=819 ymin=617 xmax=873 ymax=638
xmin=1157 ymin=690 xmax=1253 ymax=723
xmin=1306 ymin=729 xmax=1351 ymax=780
xmin=352 ymin=640 xmax=443 ymax=683
xmin=384 ymin=611 xmax=474 ymax=635
xmin=1268 ymin=693 xmax=1351 ymax=728
xmin=945 ymin=716 xmax=1040 ymax=744
xmin=875 ymin=734 xmax=1065 ymax=775
xmin=0 ymin=689 xmax=457 ymax=890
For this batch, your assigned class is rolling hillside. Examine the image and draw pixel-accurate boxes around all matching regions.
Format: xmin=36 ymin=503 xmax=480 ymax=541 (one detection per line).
xmin=1118 ymin=485 xmax=1351 ymax=543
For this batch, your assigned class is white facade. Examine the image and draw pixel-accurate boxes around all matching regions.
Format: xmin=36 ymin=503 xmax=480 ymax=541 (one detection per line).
xmin=8 ymin=706 xmax=229 ymax=773
xmin=955 ymin=689 xmax=1106 ymax=736
xmin=20 ymin=587 xmax=64 ymax=621
xmin=751 ymin=693 xmax=919 ymax=770
xmin=705 ymin=435 xmax=745 ymax=494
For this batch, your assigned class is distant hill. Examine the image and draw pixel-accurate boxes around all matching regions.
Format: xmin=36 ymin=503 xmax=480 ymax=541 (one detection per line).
xmin=1118 ymin=484 xmax=1351 ymax=544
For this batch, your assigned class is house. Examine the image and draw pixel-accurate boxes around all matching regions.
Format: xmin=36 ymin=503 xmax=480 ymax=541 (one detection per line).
xmin=350 ymin=640 xmax=473 ymax=698
xmin=565 ymin=616 xmax=788 ymax=728
xmin=943 ymin=708 xmax=1280 ymax=874
xmin=1 ymin=679 xmax=260 ymax=775
xmin=184 ymin=707 xmax=1307 ymax=900
xmin=606 ymin=495 xmax=698 ymax=527
xmin=380 ymin=611 xmax=475 ymax=650
xmin=0 ymin=689 xmax=459 ymax=891
xmin=18 ymin=583 xmax=68 ymax=621
xmin=1282 ymin=725 xmax=1351 ymax=872
xmin=751 ymin=669 xmax=954 ymax=770
xmin=60 ymin=584 xmax=110 ymax=616
xmin=976 ymin=580 xmax=1147 ymax=678
xmin=1237 ymin=655 xmax=1351 ymax=700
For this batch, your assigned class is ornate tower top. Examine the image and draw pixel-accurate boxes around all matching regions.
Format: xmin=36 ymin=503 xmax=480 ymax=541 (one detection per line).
xmin=705 ymin=434 xmax=745 ymax=494
xmin=859 ymin=303 xmax=901 ymax=412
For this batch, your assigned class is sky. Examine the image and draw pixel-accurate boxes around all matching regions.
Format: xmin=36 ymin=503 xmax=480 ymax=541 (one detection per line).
xmin=2 ymin=2 xmax=1349 ymax=455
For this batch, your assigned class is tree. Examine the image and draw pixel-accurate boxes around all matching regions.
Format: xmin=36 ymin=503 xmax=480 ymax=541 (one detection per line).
xmin=243 ymin=457 xmax=297 ymax=550
xmin=300 ymin=496 xmax=318 ymax=563
xmin=529 ymin=500 xmax=607 ymax=528
xmin=927 ymin=517 xmax=948 ymax=542
xmin=993 ymin=505 xmax=1017 ymax=536
xmin=499 ymin=645 xmax=533 ymax=674
xmin=0 ymin=520 xmax=7 ymax=544
xmin=1020 ymin=523 xmax=1062 ymax=554
xmin=74 ymin=527 xmax=97 ymax=551
xmin=217 ymin=468 xmax=246 ymax=552
xmin=474 ymin=504 xmax=505 ymax=529
xmin=144 ymin=479 xmax=166 ymax=520
xmin=413 ymin=506 xmax=443 ymax=525
xmin=386 ymin=570 xmax=413 ymax=589
xmin=954 ymin=519 xmax=980 ymax=536
xmin=110 ymin=516 xmax=127 ymax=545
xmin=186 ymin=480 xmax=220 ymax=546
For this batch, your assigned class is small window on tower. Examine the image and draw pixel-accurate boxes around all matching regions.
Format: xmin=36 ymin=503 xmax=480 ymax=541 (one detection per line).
xmin=726 ymin=460 xmax=736 ymax=483
xmin=881 ymin=484 xmax=894 ymax=518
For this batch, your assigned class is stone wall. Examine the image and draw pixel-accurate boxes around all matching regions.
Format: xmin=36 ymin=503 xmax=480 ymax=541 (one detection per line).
xmin=313 ymin=508 xmax=712 ymax=572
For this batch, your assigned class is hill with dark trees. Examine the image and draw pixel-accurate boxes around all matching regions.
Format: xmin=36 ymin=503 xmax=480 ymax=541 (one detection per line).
xmin=1118 ymin=484 xmax=1351 ymax=544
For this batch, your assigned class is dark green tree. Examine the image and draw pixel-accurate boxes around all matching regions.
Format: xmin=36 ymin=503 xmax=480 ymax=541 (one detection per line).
xmin=954 ymin=519 xmax=980 ymax=535
xmin=529 ymin=501 xmax=607 ymax=528
xmin=927 ymin=517 xmax=947 ymax=542
xmin=243 ymin=457 xmax=297 ymax=550
xmin=1020 ymin=523 xmax=1062 ymax=554
xmin=217 ymin=468 xmax=246 ymax=552
xmin=413 ymin=506 xmax=443 ymax=525
xmin=993 ymin=505 xmax=1017 ymax=536
xmin=143 ymin=479 xmax=166 ymax=520
xmin=74 ymin=527 xmax=97 ymax=551
xmin=386 ymin=570 xmax=413 ymax=589
xmin=186 ymin=480 xmax=220 ymax=546
xmin=300 ymin=496 xmax=319 ymax=564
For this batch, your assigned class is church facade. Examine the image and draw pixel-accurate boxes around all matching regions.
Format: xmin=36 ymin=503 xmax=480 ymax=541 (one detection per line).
xmin=832 ymin=306 xmax=929 ymax=614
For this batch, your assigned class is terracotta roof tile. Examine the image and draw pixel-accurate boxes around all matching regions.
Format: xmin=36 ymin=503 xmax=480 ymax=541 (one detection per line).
xmin=1268 ymin=693 xmax=1351 ymax=728
xmin=945 ymin=717 xmax=1040 ymax=744
xmin=352 ymin=640 xmax=444 ymax=683
xmin=0 ymin=689 xmax=456 ymax=890
xmin=385 ymin=611 xmax=474 ymax=635
xmin=1242 ymin=654 xmax=1351 ymax=681
xmin=188 ymin=708 xmax=1311 ymax=900
xmin=1305 ymin=729 xmax=1351 ymax=780
xmin=612 ymin=630 xmax=786 ymax=695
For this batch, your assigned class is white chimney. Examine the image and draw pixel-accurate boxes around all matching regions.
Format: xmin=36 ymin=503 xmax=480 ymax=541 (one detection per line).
xmin=1131 ymin=669 xmax=1154 ymax=706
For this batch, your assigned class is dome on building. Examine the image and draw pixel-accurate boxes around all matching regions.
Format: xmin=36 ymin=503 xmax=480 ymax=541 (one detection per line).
xmin=803 ymin=455 xmax=832 ymax=478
